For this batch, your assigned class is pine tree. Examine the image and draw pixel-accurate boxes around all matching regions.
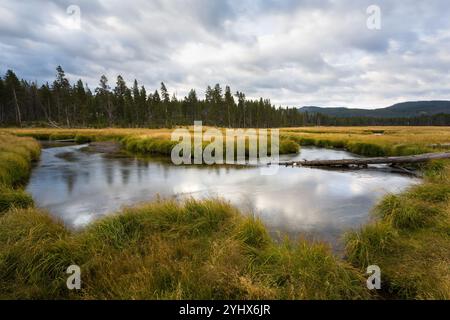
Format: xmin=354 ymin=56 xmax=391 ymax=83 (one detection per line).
xmin=224 ymin=86 xmax=234 ymax=128
xmin=113 ymin=75 xmax=127 ymax=125
xmin=184 ymin=89 xmax=198 ymax=122
xmin=152 ymin=90 xmax=162 ymax=125
xmin=235 ymin=91 xmax=245 ymax=128
xmin=4 ymin=70 xmax=23 ymax=126
xmin=0 ymin=77 xmax=5 ymax=124
xmin=130 ymin=79 xmax=140 ymax=125
xmin=74 ymin=79 xmax=87 ymax=126
xmin=53 ymin=66 xmax=71 ymax=126
xmin=160 ymin=82 xmax=170 ymax=126
xmin=139 ymin=85 xmax=147 ymax=126
xmin=96 ymin=75 xmax=112 ymax=126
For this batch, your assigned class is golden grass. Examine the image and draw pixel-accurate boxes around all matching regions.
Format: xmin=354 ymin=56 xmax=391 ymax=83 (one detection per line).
xmin=0 ymin=127 xmax=301 ymax=157
xmin=345 ymin=160 xmax=450 ymax=299
xmin=0 ymin=133 xmax=40 ymax=214
xmin=2 ymin=126 xmax=449 ymax=157
xmin=281 ymin=126 xmax=450 ymax=156
xmin=0 ymin=199 xmax=370 ymax=299
xmin=0 ymin=133 xmax=40 ymax=186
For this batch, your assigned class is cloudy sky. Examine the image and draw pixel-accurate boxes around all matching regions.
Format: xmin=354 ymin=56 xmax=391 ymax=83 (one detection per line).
xmin=1 ymin=0 xmax=449 ymax=108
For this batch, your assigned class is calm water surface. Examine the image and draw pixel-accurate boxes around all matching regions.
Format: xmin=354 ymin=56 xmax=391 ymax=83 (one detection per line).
xmin=26 ymin=144 xmax=420 ymax=245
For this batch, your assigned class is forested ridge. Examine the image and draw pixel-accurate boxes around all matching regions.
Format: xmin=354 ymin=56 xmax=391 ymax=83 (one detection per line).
xmin=300 ymin=101 xmax=450 ymax=118
xmin=1 ymin=66 xmax=449 ymax=128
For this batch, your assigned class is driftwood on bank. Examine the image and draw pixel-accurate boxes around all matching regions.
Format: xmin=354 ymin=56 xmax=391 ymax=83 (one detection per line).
xmin=274 ymin=152 xmax=450 ymax=168
xmin=54 ymin=139 xmax=76 ymax=142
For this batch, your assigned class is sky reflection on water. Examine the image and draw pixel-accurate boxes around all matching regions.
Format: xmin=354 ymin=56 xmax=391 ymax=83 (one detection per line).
xmin=27 ymin=144 xmax=419 ymax=246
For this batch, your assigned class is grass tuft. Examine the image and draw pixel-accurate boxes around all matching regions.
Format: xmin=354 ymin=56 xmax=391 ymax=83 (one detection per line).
xmin=345 ymin=222 xmax=398 ymax=267
xmin=0 ymin=186 xmax=34 ymax=213
xmin=236 ymin=217 xmax=270 ymax=249
xmin=345 ymin=160 xmax=450 ymax=299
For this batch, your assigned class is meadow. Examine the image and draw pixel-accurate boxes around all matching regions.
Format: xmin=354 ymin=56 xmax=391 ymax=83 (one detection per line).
xmin=2 ymin=126 xmax=450 ymax=157
xmin=0 ymin=127 xmax=300 ymax=157
xmin=0 ymin=127 xmax=449 ymax=299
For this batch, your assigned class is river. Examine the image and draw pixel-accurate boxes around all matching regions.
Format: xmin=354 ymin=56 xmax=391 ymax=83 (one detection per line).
xmin=26 ymin=143 xmax=420 ymax=247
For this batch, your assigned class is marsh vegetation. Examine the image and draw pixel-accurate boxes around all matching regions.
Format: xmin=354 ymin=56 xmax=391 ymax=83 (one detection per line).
xmin=0 ymin=127 xmax=449 ymax=299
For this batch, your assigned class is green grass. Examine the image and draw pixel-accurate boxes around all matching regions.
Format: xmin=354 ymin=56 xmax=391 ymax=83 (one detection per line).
xmin=122 ymin=135 xmax=300 ymax=158
xmin=2 ymin=128 xmax=301 ymax=158
xmin=0 ymin=134 xmax=40 ymax=187
xmin=345 ymin=160 xmax=450 ymax=299
xmin=374 ymin=195 xmax=441 ymax=230
xmin=0 ymin=186 xmax=33 ymax=213
xmin=4 ymin=126 xmax=450 ymax=159
xmin=122 ymin=135 xmax=179 ymax=156
xmin=278 ymin=138 xmax=300 ymax=154
xmin=0 ymin=199 xmax=370 ymax=299
xmin=0 ymin=134 xmax=40 ymax=214
xmin=281 ymin=126 xmax=450 ymax=157
xmin=287 ymin=135 xmax=432 ymax=157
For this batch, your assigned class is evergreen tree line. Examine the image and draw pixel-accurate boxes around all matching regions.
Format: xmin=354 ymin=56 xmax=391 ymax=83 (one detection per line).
xmin=1 ymin=66 xmax=449 ymax=128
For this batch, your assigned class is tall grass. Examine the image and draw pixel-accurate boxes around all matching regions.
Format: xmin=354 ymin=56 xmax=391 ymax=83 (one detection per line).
xmin=0 ymin=186 xmax=33 ymax=212
xmin=0 ymin=134 xmax=40 ymax=214
xmin=0 ymin=134 xmax=40 ymax=187
xmin=282 ymin=126 xmax=450 ymax=156
xmin=1 ymin=128 xmax=301 ymax=157
xmin=5 ymin=125 xmax=449 ymax=158
xmin=121 ymin=135 xmax=179 ymax=156
xmin=345 ymin=160 xmax=450 ymax=299
xmin=4 ymin=126 xmax=450 ymax=155
xmin=0 ymin=199 xmax=370 ymax=299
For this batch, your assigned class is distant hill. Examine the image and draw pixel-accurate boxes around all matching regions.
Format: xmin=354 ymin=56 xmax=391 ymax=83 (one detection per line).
xmin=298 ymin=101 xmax=450 ymax=118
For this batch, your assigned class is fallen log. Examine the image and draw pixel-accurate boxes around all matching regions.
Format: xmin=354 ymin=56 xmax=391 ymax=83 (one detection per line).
xmin=54 ymin=139 xmax=76 ymax=142
xmin=275 ymin=152 xmax=450 ymax=168
xmin=428 ymin=143 xmax=450 ymax=148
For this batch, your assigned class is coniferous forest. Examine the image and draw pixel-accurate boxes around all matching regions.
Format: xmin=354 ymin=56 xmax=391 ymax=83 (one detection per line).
xmin=1 ymin=66 xmax=449 ymax=128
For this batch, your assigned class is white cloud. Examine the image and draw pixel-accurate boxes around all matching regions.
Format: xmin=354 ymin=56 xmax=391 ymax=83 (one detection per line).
xmin=0 ymin=0 xmax=449 ymax=108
